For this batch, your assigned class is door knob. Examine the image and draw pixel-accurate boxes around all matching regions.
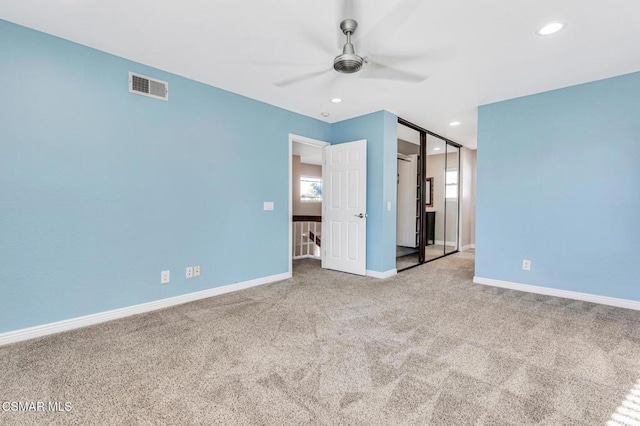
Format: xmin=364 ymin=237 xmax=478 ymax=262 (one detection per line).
xmin=354 ymin=213 xmax=368 ymax=218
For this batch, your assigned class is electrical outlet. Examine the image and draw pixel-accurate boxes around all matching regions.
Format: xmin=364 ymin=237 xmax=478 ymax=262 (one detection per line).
xmin=161 ymin=270 xmax=170 ymax=284
xmin=522 ymin=259 xmax=531 ymax=271
xmin=186 ymin=266 xmax=193 ymax=278
xmin=194 ymin=266 xmax=200 ymax=277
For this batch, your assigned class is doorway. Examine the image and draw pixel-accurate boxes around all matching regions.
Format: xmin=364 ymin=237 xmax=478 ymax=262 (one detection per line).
xmin=289 ymin=135 xmax=330 ymax=276
xmin=288 ymin=135 xmax=369 ymax=277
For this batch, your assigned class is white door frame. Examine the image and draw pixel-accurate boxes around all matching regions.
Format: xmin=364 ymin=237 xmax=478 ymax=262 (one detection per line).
xmin=288 ymin=134 xmax=330 ymax=276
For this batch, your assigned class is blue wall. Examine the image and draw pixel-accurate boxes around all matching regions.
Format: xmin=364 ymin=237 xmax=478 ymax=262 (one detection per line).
xmin=332 ymin=110 xmax=398 ymax=273
xmin=0 ymin=20 xmax=332 ymax=333
xmin=476 ymin=72 xmax=640 ymax=301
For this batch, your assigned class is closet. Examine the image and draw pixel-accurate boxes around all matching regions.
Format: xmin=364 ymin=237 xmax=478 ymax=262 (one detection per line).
xmin=396 ymin=118 xmax=462 ymax=271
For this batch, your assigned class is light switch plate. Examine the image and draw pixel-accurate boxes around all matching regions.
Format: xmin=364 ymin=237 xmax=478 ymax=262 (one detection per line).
xmin=263 ymin=201 xmax=274 ymax=211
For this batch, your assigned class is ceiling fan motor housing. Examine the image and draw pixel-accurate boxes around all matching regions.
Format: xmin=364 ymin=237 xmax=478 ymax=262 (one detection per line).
xmin=334 ymin=50 xmax=364 ymax=73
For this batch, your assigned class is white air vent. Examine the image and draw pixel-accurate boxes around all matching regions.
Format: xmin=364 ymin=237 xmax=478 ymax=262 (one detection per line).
xmin=128 ymin=72 xmax=168 ymax=101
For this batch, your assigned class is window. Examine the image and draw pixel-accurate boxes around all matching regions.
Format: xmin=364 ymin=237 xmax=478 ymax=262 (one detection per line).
xmin=300 ymin=176 xmax=322 ymax=202
xmin=445 ymin=169 xmax=458 ymax=199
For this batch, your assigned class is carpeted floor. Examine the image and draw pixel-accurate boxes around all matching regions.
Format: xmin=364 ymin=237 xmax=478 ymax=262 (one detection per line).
xmin=1 ymin=254 xmax=640 ymax=425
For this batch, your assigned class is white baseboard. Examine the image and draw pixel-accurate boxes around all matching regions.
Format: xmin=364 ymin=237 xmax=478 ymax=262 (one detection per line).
xmin=367 ymin=269 xmax=397 ymax=279
xmin=473 ymin=276 xmax=640 ymax=311
xmin=460 ymin=244 xmax=475 ymax=251
xmin=0 ymin=272 xmax=291 ymax=347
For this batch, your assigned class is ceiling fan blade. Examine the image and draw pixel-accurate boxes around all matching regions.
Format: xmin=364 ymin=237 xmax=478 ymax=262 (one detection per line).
xmin=315 ymin=72 xmax=341 ymax=93
xmin=361 ymin=60 xmax=427 ymax=83
xmin=366 ymin=45 xmax=458 ymax=65
xmin=299 ymin=31 xmax=337 ymax=57
xmin=364 ymin=54 xmax=427 ymax=67
xmin=274 ymin=69 xmax=333 ymax=88
xmin=359 ymin=0 xmax=423 ymax=51
xmin=253 ymin=60 xmax=325 ymax=67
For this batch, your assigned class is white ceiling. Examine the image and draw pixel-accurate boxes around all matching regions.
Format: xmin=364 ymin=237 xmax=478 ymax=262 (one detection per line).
xmin=2 ymin=0 xmax=639 ymax=149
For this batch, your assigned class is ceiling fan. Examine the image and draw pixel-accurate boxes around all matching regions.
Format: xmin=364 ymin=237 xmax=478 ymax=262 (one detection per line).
xmin=273 ymin=0 xmax=429 ymax=88
xmin=333 ymin=18 xmax=366 ymax=74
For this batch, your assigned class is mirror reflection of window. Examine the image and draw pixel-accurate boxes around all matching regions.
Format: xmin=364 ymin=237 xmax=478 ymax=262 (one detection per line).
xmin=445 ymin=169 xmax=458 ymax=199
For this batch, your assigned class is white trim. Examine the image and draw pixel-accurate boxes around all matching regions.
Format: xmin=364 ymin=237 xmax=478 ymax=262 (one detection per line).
xmin=289 ymin=136 xmax=293 ymax=275
xmin=288 ymin=134 xmax=330 ymax=276
xmin=460 ymin=244 xmax=475 ymax=251
xmin=293 ymin=255 xmax=321 ymax=260
xmin=0 ymin=272 xmax=291 ymax=347
xmin=366 ymin=269 xmax=397 ymax=279
xmin=473 ymin=276 xmax=640 ymax=311
xmin=290 ymin=134 xmax=330 ymax=147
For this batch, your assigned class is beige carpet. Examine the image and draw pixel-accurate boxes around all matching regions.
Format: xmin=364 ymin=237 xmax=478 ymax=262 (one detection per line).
xmin=1 ymin=254 xmax=640 ymax=425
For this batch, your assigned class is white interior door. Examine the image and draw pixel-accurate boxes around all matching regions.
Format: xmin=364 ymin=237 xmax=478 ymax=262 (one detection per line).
xmin=322 ymin=140 xmax=367 ymax=275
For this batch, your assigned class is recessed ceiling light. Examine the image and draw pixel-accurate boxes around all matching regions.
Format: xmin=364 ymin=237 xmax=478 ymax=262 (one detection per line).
xmin=321 ymin=112 xmax=330 ymax=117
xmin=331 ymin=98 xmax=343 ymax=103
xmin=434 ymin=147 xmax=441 ymax=151
xmin=537 ymin=22 xmax=564 ymax=35
xmin=449 ymin=121 xmax=461 ymax=127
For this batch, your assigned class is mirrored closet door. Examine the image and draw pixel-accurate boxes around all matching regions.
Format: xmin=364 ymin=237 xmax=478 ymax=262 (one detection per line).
xmin=397 ymin=118 xmax=461 ymax=271
xmin=425 ymin=135 xmax=447 ymax=261
xmin=396 ymin=123 xmax=422 ymax=271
